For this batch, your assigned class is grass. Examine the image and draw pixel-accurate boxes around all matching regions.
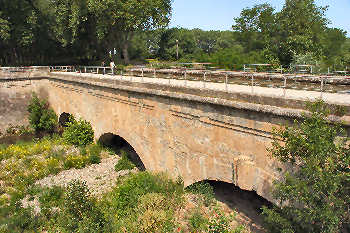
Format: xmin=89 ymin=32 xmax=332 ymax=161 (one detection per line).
xmin=0 ymin=137 xmax=248 ymax=233
xmin=114 ymin=150 xmax=135 ymax=172
xmin=0 ymin=136 xmax=104 ymax=232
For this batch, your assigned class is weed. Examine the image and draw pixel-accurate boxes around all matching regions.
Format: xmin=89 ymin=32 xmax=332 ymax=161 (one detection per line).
xmin=188 ymin=208 xmax=209 ymax=232
xmin=186 ymin=181 xmax=214 ymax=206
xmin=114 ymin=150 xmax=135 ymax=171
xmin=87 ymin=144 xmax=102 ymax=164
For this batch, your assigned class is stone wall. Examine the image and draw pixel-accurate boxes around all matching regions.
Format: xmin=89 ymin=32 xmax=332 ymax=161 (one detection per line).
xmin=0 ymin=78 xmax=50 ymax=134
xmin=45 ymin=76 xmax=288 ymax=202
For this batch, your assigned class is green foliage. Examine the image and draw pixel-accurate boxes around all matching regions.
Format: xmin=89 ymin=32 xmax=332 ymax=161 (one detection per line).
xmin=57 ymin=180 xmax=105 ymax=232
xmin=114 ymin=150 xmax=135 ymax=172
xmin=38 ymin=185 xmax=64 ymax=220
xmin=27 ymin=93 xmax=58 ymax=133
xmin=101 ymin=171 xmax=184 ymax=232
xmin=262 ymin=100 xmax=350 ymax=233
xmin=62 ymin=117 xmax=94 ymax=146
xmin=188 ymin=209 xmax=209 ymax=232
xmin=137 ymin=192 xmax=174 ymax=232
xmin=87 ymin=144 xmax=102 ymax=164
xmin=208 ymin=207 xmax=235 ymax=233
xmin=63 ymin=154 xmax=89 ymax=169
xmin=186 ymin=181 xmax=215 ymax=206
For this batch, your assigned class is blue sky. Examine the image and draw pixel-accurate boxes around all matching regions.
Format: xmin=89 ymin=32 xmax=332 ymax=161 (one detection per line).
xmin=169 ymin=0 xmax=350 ymax=34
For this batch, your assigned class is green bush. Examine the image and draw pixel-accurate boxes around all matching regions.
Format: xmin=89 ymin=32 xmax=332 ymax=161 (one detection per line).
xmin=87 ymin=144 xmax=102 ymax=164
xmin=58 ymin=180 xmax=105 ymax=232
xmin=114 ymin=150 xmax=135 ymax=172
xmin=103 ymin=172 xmax=184 ymax=220
xmin=27 ymin=93 xmax=58 ymax=133
xmin=208 ymin=207 xmax=235 ymax=233
xmin=38 ymin=186 xmax=64 ymax=220
xmin=262 ymin=101 xmax=350 ymax=233
xmin=62 ymin=117 xmax=94 ymax=146
xmin=137 ymin=193 xmax=173 ymax=232
xmin=186 ymin=181 xmax=214 ymax=206
xmin=188 ymin=209 xmax=209 ymax=232
xmin=63 ymin=154 xmax=89 ymax=169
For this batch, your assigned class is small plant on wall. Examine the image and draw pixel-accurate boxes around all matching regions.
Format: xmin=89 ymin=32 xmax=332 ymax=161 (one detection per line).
xmin=27 ymin=93 xmax=57 ymax=133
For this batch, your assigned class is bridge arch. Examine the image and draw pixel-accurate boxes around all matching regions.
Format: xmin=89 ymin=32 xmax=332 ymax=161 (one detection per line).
xmin=58 ymin=112 xmax=73 ymax=127
xmin=97 ymin=132 xmax=146 ymax=170
xmin=187 ymin=179 xmax=271 ymax=232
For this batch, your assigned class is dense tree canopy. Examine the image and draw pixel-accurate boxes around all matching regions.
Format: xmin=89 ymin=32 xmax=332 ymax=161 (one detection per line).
xmin=0 ymin=0 xmax=349 ymax=71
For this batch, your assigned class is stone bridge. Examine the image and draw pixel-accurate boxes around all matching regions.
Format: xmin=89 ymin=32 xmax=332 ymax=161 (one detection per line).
xmin=1 ymin=67 xmax=350 ymax=202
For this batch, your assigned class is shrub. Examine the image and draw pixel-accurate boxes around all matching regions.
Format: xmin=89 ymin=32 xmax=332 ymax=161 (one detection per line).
xmin=62 ymin=117 xmax=94 ymax=146
xmin=114 ymin=150 xmax=135 ymax=172
xmin=186 ymin=181 xmax=214 ymax=206
xmin=58 ymin=180 xmax=105 ymax=232
xmin=208 ymin=207 xmax=235 ymax=233
xmin=27 ymin=93 xmax=57 ymax=133
xmin=87 ymin=144 xmax=102 ymax=164
xmin=105 ymin=172 xmax=184 ymax=219
xmin=137 ymin=193 xmax=170 ymax=232
xmin=262 ymin=100 xmax=350 ymax=233
xmin=38 ymin=186 xmax=64 ymax=219
xmin=188 ymin=209 xmax=209 ymax=232
xmin=63 ymin=154 xmax=89 ymax=169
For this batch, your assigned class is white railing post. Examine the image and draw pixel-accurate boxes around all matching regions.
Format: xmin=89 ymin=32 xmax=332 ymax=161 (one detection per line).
xmin=225 ymin=73 xmax=228 ymax=92
xmin=283 ymin=76 xmax=287 ymax=97
xmin=203 ymin=72 xmax=206 ymax=89
xmin=251 ymin=74 xmax=254 ymax=93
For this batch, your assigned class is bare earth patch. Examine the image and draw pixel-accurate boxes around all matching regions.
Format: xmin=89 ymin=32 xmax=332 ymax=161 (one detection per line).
xmin=35 ymin=156 xmax=138 ymax=196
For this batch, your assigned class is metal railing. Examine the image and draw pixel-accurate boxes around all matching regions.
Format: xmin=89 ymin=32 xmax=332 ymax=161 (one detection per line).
xmin=48 ymin=65 xmax=350 ymax=96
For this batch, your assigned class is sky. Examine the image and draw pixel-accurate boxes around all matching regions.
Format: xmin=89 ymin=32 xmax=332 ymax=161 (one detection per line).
xmin=169 ymin=0 xmax=350 ymax=34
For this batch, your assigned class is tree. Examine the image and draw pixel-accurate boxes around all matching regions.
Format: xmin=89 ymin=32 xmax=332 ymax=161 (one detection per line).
xmin=0 ymin=12 xmax=10 ymax=41
xmin=232 ymin=4 xmax=276 ymax=52
xmin=88 ymin=0 xmax=172 ymax=64
xmin=277 ymin=0 xmax=329 ymax=64
xmin=27 ymin=93 xmax=57 ymax=133
xmin=262 ymin=101 xmax=350 ymax=233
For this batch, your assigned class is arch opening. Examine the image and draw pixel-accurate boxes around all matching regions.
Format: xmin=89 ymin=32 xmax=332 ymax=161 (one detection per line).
xmin=188 ymin=180 xmax=272 ymax=233
xmin=58 ymin=112 xmax=73 ymax=127
xmin=98 ymin=133 xmax=145 ymax=171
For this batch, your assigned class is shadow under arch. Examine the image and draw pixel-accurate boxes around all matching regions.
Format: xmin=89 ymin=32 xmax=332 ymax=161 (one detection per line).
xmin=98 ymin=133 xmax=146 ymax=171
xmin=187 ymin=180 xmax=272 ymax=233
xmin=58 ymin=112 xmax=73 ymax=127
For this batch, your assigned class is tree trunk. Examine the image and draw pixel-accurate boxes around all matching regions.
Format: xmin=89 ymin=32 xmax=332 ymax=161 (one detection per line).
xmin=122 ymin=40 xmax=130 ymax=64
xmin=122 ymin=32 xmax=134 ymax=64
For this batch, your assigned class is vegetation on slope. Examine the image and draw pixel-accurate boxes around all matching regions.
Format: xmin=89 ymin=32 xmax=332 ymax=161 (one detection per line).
xmin=262 ymin=101 xmax=350 ymax=232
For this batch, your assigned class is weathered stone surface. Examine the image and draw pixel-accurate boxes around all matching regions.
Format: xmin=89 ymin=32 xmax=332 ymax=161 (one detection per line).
xmin=1 ymin=70 xmax=349 ymax=203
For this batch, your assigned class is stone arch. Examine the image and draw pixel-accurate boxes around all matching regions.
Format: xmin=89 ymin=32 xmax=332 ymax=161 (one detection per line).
xmin=58 ymin=112 xmax=73 ymax=127
xmin=185 ymin=156 xmax=275 ymax=203
xmin=187 ymin=179 xmax=272 ymax=232
xmin=98 ymin=132 xmax=146 ymax=170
